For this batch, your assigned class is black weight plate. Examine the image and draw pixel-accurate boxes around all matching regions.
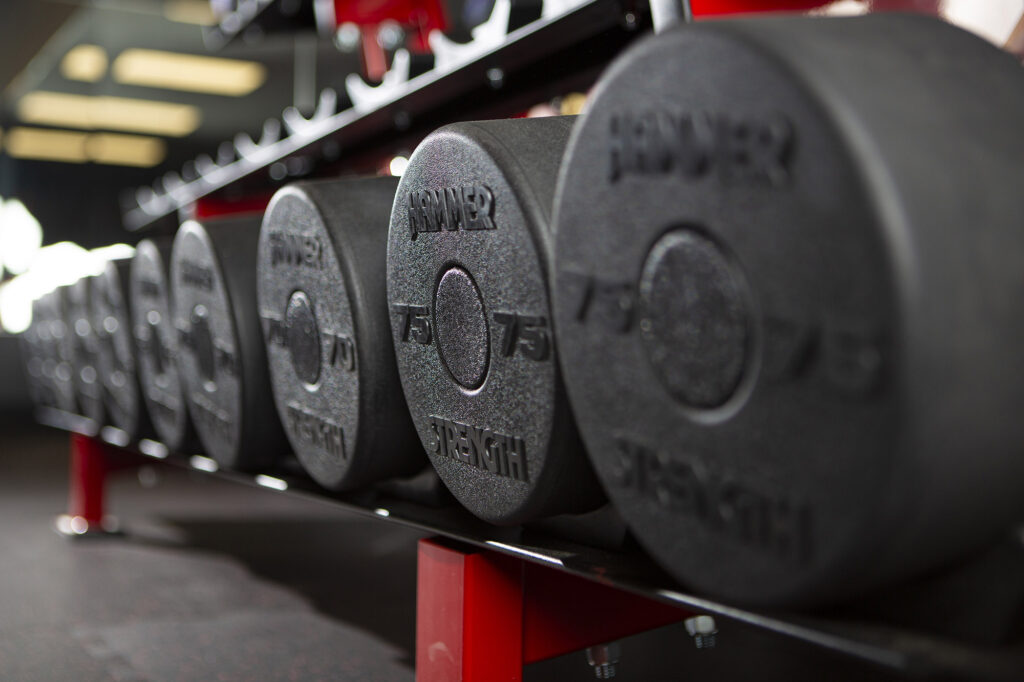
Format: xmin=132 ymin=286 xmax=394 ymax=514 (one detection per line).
xmin=257 ymin=177 xmax=422 ymax=490
xmin=20 ymin=297 xmax=51 ymax=410
xmin=553 ymin=14 xmax=1024 ymax=607
xmin=131 ymin=238 xmax=196 ymax=452
xmin=45 ymin=282 xmax=79 ymax=411
xmin=388 ymin=117 xmax=603 ymax=525
xmin=65 ymin=278 xmax=108 ymax=421
xmin=93 ymin=256 xmax=151 ymax=440
xmin=24 ymin=290 xmax=76 ymax=413
xmin=170 ymin=215 xmax=289 ymax=470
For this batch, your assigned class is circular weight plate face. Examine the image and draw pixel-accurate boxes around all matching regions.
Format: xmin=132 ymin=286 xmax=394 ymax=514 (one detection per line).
xmin=171 ymin=223 xmax=244 ymax=464
xmin=66 ymin=279 xmax=103 ymax=421
xmin=93 ymin=262 xmax=141 ymax=436
xmin=31 ymin=291 xmax=77 ymax=413
xmin=553 ymin=26 xmax=898 ymax=604
xmin=131 ymin=240 xmax=190 ymax=450
xmin=49 ymin=288 xmax=78 ymax=414
xmin=257 ymin=192 xmax=361 ymax=488
xmin=638 ymin=229 xmax=751 ymax=408
xmin=388 ymin=128 xmax=558 ymax=523
xmin=21 ymin=299 xmax=50 ymax=408
xmin=434 ymin=266 xmax=489 ymax=390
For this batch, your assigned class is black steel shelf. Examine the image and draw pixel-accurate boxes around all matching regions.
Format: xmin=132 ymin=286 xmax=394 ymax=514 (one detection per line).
xmin=36 ymin=406 xmax=1024 ymax=680
xmin=202 ymin=0 xmax=318 ymax=51
xmin=123 ymin=0 xmax=642 ymax=231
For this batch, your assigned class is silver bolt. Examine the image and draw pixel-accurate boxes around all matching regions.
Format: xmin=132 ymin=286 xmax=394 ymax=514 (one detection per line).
xmin=334 ymin=22 xmax=362 ymax=53
xmin=684 ymin=615 xmax=718 ymax=649
xmin=377 ymin=20 xmax=406 ymax=51
xmin=586 ymin=641 xmax=621 ymax=679
xmin=486 ymin=67 xmax=504 ymax=89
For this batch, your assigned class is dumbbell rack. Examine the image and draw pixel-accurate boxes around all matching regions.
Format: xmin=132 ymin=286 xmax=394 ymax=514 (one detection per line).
xmin=38 ymin=406 xmax=1024 ymax=680
xmin=122 ymin=0 xmax=639 ymax=231
xmin=34 ymin=0 xmax=1021 ymax=678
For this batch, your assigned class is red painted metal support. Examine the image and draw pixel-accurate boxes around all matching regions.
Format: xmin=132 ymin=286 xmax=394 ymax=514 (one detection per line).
xmin=68 ymin=433 xmax=107 ymax=524
xmin=416 ymin=537 xmax=687 ymax=681
xmin=57 ymin=433 xmax=119 ymax=536
xmin=191 ymin=194 xmax=272 ymax=221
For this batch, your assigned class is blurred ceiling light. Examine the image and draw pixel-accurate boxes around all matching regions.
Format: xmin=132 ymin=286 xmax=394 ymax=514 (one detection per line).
xmin=60 ymin=44 xmax=108 ymax=82
xmin=18 ymin=91 xmax=200 ymax=137
xmin=163 ymin=0 xmax=218 ymax=26
xmin=86 ymin=133 xmax=166 ymax=168
xmin=0 ymin=241 xmax=90 ymax=334
xmin=0 ymin=200 xmax=44 ymax=275
xmin=4 ymin=126 xmax=167 ymax=167
xmin=112 ymin=49 xmax=266 ymax=96
xmin=5 ymin=127 xmax=89 ymax=163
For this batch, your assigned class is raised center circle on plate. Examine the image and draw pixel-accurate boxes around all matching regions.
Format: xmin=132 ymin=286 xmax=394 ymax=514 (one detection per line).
xmin=434 ymin=266 xmax=489 ymax=390
xmin=638 ymin=229 xmax=751 ymax=409
xmin=285 ymin=290 xmax=321 ymax=386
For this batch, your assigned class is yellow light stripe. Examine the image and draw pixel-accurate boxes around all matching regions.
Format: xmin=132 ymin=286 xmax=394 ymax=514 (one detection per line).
xmin=17 ymin=91 xmax=200 ymax=137
xmin=113 ymin=48 xmax=266 ymax=96
xmin=4 ymin=127 xmax=166 ymax=167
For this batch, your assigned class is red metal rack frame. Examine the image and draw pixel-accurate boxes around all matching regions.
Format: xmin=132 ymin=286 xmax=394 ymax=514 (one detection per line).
xmin=41 ymin=412 xmax=1024 ymax=681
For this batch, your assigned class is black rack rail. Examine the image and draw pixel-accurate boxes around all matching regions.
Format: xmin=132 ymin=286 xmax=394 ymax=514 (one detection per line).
xmin=202 ymin=0 xmax=318 ymax=51
xmin=124 ymin=0 xmax=642 ymax=231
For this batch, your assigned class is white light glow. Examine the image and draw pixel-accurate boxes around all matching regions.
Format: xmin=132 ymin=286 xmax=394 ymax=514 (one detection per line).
xmin=189 ymin=455 xmax=219 ymax=472
xmin=255 ymin=475 xmax=288 ymax=491
xmin=944 ymin=0 xmax=1024 ymax=46
xmin=484 ymin=541 xmax=565 ymax=566
xmin=0 ymin=199 xmax=43 ymax=275
xmin=88 ymin=244 xmax=135 ymax=272
xmin=389 ymin=155 xmax=409 ymax=176
xmin=139 ymin=439 xmax=169 ymax=459
xmin=0 ymin=241 xmax=91 ymax=333
xmin=101 ymin=426 xmax=130 ymax=447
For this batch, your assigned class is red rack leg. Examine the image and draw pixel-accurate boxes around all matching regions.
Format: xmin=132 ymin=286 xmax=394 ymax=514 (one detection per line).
xmin=56 ymin=433 xmax=119 ymax=536
xmin=416 ymin=538 xmax=688 ymax=682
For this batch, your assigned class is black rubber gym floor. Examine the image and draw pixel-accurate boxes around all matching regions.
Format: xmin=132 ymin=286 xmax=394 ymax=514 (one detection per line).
xmin=0 ymin=415 xmax=896 ymax=681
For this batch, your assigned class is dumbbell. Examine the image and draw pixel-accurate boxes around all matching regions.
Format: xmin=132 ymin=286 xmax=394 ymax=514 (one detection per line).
xmin=552 ymin=13 xmax=1024 ymax=607
xmin=387 ymin=118 xmax=604 ymax=525
xmin=130 ymin=238 xmax=197 ymax=452
xmin=20 ymin=297 xmax=52 ymax=410
xmin=66 ymin=276 xmax=105 ymax=423
xmin=21 ymin=292 xmax=62 ymax=409
xmin=33 ymin=285 xmax=78 ymax=416
xmin=257 ymin=178 xmax=423 ymax=490
xmin=93 ymin=252 xmax=153 ymax=441
xmin=170 ymin=215 xmax=289 ymax=470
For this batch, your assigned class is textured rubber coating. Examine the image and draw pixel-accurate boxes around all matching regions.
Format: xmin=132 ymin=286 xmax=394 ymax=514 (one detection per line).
xmin=93 ymin=256 xmax=152 ymax=440
xmin=257 ymin=178 xmax=423 ymax=490
xmin=388 ymin=117 xmax=604 ymax=525
xmin=553 ymin=14 xmax=1024 ymax=607
xmin=131 ymin=238 xmax=197 ymax=452
xmin=67 ymin=279 xmax=104 ymax=421
xmin=171 ymin=215 xmax=289 ymax=470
